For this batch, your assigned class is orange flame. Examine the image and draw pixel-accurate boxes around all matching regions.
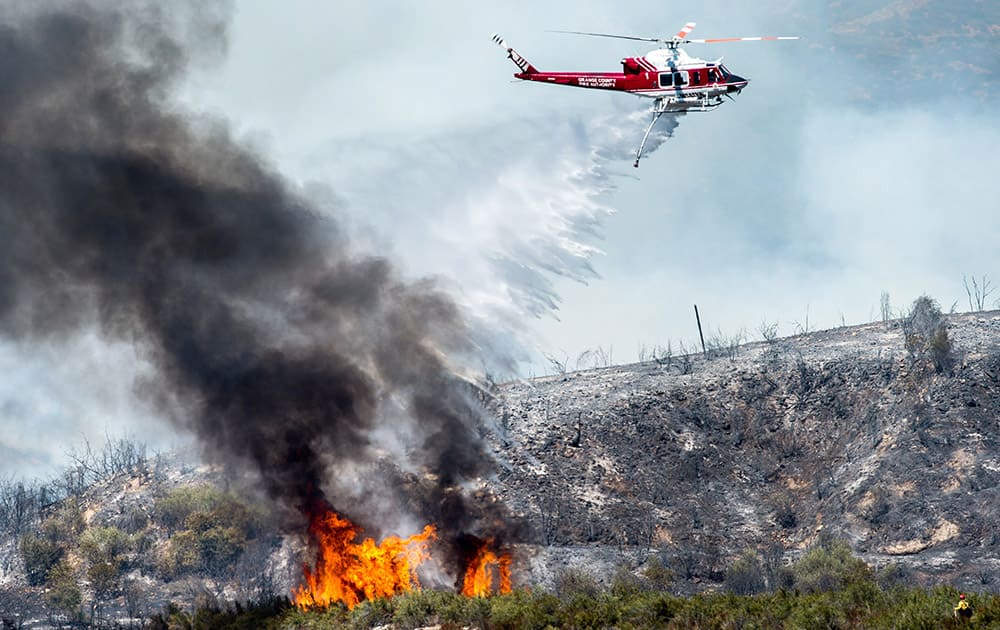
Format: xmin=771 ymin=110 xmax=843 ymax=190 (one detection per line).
xmin=461 ymin=541 xmax=512 ymax=597
xmin=293 ymin=510 xmax=436 ymax=610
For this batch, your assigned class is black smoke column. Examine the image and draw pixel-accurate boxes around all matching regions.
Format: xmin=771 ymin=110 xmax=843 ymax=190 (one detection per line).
xmin=0 ymin=1 xmax=516 ymax=573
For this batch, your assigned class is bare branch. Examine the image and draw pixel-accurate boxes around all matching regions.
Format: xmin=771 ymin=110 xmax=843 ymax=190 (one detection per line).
xmin=653 ymin=340 xmax=673 ymax=368
xmin=880 ymin=291 xmax=892 ymax=328
xmin=543 ymin=351 xmax=568 ymax=375
xmin=759 ymin=321 xmax=779 ymax=343
xmin=964 ymin=274 xmax=994 ymax=312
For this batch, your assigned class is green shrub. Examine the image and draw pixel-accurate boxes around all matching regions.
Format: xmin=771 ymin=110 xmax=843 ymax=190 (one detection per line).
xmin=196 ymin=525 xmax=247 ymax=576
xmin=121 ymin=508 xmax=150 ymax=534
xmin=348 ymin=597 xmax=393 ymax=629
xmin=488 ymin=590 xmax=560 ymax=630
xmin=391 ymin=589 xmax=450 ymax=628
xmin=969 ymin=589 xmax=1000 ymax=626
xmin=147 ymin=602 xmax=191 ymax=630
xmin=837 ymin=576 xmax=885 ymax=620
xmin=554 ymin=567 xmax=602 ymax=598
xmin=160 ymin=530 xmax=201 ymax=579
xmin=40 ymin=498 xmax=84 ymax=542
xmin=875 ymin=563 xmax=911 ymax=591
xmin=183 ymin=498 xmax=259 ymax=535
xmin=869 ymin=585 xmax=957 ymax=630
xmin=725 ymin=550 xmax=766 ymax=595
xmin=641 ymin=555 xmax=674 ymax=591
xmin=610 ymin=565 xmax=647 ymax=598
xmin=142 ymin=584 xmax=1000 ymax=629
xmin=792 ymin=539 xmax=872 ymax=594
xmin=19 ymin=533 xmax=63 ymax=586
xmin=154 ymin=485 xmax=228 ymax=531
xmin=18 ymin=500 xmax=91 ymax=588
xmin=79 ymin=526 xmax=132 ymax=566
xmin=87 ymin=561 xmax=121 ymax=599
xmin=787 ymin=592 xmax=847 ymax=629
xmin=619 ymin=592 xmax=681 ymax=627
xmin=154 ymin=488 xmax=262 ymax=579
xmin=458 ymin=596 xmax=491 ymax=630
xmin=43 ymin=560 xmax=81 ymax=617
xmin=561 ymin=593 xmax=623 ymax=629
xmin=273 ymin=602 xmax=347 ymax=630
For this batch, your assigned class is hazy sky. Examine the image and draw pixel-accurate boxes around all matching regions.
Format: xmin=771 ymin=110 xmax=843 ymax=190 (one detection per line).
xmin=175 ymin=0 xmax=997 ymax=362
xmin=1 ymin=0 xmax=997 ymax=477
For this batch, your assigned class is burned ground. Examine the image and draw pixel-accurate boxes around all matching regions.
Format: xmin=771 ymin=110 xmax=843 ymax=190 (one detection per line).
xmin=490 ymin=311 xmax=1000 ymax=591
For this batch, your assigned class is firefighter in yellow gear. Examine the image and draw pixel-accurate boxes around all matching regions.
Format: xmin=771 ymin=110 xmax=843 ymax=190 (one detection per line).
xmin=954 ymin=593 xmax=972 ymax=621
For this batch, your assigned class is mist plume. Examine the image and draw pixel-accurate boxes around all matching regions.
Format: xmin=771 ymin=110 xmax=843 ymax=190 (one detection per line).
xmin=324 ymin=108 xmax=682 ymax=363
xmin=0 ymin=0 xmax=511 ymax=567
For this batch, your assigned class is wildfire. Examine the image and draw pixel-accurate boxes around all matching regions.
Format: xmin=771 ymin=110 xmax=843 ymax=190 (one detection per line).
xmin=461 ymin=540 xmax=512 ymax=597
xmin=293 ymin=509 xmax=436 ymax=610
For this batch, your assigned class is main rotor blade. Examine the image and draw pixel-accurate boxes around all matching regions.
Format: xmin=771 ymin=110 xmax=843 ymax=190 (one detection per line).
xmin=547 ymin=30 xmax=666 ymax=44
xmin=686 ymin=36 xmax=800 ymax=43
xmin=675 ymin=22 xmax=696 ymax=39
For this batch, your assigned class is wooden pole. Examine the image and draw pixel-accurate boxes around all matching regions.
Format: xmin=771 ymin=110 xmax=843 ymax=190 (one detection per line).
xmin=694 ymin=304 xmax=707 ymax=357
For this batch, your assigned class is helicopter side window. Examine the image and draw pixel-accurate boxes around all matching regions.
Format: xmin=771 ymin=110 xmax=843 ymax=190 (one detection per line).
xmin=658 ymin=73 xmax=673 ymax=87
xmin=707 ymin=68 xmax=719 ymax=83
xmin=690 ymin=71 xmax=701 ymax=85
xmin=673 ymin=71 xmax=689 ymax=87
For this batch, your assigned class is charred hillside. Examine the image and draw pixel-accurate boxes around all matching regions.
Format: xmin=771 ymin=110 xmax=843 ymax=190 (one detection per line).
xmin=2 ymin=309 xmax=998 ymax=626
xmin=490 ymin=310 xmax=1000 ymax=591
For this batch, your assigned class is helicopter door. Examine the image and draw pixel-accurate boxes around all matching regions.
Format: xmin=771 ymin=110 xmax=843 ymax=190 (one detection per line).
xmin=672 ymin=71 xmax=689 ymax=88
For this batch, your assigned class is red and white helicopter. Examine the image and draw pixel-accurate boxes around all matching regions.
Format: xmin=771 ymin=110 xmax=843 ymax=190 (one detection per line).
xmin=492 ymin=23 xmax=798 ymax=166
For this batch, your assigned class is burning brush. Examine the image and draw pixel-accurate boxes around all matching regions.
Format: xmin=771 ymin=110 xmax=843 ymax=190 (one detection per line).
xmin=293 ymin=508 xmax=436 ymax=609
xmin=460 ymin=536 xmax=513 ymax=597
xmin=294 ymin=508 xmax=513 ymax=609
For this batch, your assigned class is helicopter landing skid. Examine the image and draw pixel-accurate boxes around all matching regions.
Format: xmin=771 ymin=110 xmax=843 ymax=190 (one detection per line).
xmin=634 ymin=108 xmax=665 ymax=168
xmin=634 ymin=95 xmax=723 ymax=167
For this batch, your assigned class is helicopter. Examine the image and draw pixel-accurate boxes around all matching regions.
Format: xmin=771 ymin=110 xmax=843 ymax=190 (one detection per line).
xmin=492 ymin=23 xmax=798 ymax=166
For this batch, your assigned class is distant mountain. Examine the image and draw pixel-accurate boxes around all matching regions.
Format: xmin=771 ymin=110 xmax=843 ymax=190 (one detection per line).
xmin=789 ymin=0 xmax=998 ymax=102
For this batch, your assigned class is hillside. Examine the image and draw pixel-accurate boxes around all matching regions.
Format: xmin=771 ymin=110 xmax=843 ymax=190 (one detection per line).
xmin=489 ymin=310 xmax=1000 ymax=592
xmin=2 ymin=309 xmax=999 ymax=626
xmin=791 ymin=0 xmax=999 ymax=102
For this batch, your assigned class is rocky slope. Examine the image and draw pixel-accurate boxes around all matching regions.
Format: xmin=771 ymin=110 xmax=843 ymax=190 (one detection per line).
xmin=488 ymin=311 xmax=1000 ymax=591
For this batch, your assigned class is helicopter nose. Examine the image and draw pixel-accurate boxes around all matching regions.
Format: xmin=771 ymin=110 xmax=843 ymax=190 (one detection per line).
xmin=727 ymin=75 xmax=749 ymax=93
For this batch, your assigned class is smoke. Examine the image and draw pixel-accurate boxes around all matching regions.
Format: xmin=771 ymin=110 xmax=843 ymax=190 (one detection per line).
xmin=0 ymin=2 xmax=689 ymax=588
xmin=0 ymin=0 xmax=513 ymax=564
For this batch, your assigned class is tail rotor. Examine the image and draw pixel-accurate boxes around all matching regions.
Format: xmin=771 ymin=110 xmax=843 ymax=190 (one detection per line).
xmin=491 ymin=33 xmax=539 ymax=74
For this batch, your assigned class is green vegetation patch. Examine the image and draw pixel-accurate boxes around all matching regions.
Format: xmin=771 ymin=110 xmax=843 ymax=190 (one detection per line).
xmin=155 ymin=485 xmax=266 ymax=579
xmin=151 ymin=540 xmax=1000 ymax=629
